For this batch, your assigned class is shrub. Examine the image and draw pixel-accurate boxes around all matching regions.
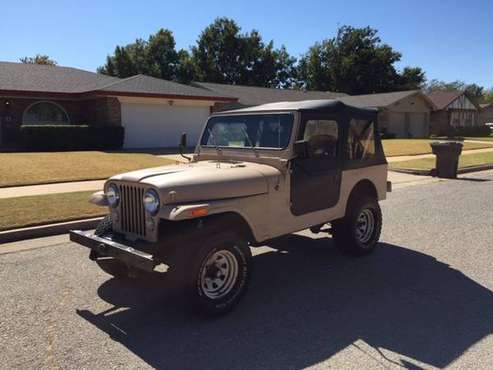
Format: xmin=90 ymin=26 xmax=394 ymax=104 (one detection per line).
xmin=446 ymin=125 xmax=491 ymax=137
xmin=20 ymin=125 xmax=124 ymax=150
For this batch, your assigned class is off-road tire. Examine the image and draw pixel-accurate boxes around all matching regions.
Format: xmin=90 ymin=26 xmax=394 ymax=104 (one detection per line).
xmin=94 ymin=215 xmax=130 ymax=279
xmin=184 ymin=232 xmax=252 ymax=316
xmin=332 ymin=195 xmax=382 ymax=256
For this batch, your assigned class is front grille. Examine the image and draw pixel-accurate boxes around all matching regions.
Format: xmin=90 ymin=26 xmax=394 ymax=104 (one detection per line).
xmin=118 ymin=184 xmax=146 ymax=237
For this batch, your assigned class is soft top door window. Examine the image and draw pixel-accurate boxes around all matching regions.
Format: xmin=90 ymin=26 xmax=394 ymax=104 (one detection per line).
xmin=346 ymin=119 xmax=376 ymax=161
xmin=303 ymin=119 xmax=339 ymax=159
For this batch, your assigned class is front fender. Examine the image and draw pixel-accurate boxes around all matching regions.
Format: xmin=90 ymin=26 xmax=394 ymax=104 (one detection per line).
xmin=89 ymin=191 xmax=109 ymax=207
xmin=159 ymin=198 xmax=261 ymax=242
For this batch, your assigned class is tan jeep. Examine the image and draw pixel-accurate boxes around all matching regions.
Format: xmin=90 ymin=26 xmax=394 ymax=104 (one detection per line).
xmin=70 ymin=100 xmax=389 ymax=315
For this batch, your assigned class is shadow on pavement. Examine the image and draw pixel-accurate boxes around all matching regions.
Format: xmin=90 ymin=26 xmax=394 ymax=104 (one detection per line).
xmin=77 ymin=235 xmax=493 ymax=369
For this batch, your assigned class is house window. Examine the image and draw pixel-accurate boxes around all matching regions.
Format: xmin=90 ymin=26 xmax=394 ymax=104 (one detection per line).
xmin=23 ymin=101 xmax=70 ymax=125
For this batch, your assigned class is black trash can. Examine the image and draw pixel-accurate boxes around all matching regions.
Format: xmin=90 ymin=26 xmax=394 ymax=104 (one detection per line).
xmin=430 ymin=141 xmax=463 ymax=178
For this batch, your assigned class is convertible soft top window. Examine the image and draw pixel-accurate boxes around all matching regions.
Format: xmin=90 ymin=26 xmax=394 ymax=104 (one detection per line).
xmin=201 ymin=114 xmax=294 ymax=149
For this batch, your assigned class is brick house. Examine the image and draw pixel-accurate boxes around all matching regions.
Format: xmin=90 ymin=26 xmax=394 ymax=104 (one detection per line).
xmin=427 ymin=90 xmax=480 ymax=135
xmin=0 ymin=62 xmax=235 ymax=149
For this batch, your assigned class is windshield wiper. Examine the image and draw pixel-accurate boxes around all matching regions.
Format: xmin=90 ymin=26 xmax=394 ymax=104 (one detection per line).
xmin=240 ymin=127 xmax=259 ymax=157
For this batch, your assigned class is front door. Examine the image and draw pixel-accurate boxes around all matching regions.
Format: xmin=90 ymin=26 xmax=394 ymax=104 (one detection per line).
xmin=290 ymin=114 xmax=342 ymax=216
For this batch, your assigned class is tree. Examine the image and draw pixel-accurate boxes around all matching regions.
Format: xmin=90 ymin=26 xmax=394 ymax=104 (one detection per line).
xmin=98 ymin=29 xmax=184 ymax=81
xmin=20 ymin=54 xmax=57 ymax=66
xmin=298 ymin=26 xmax=425 ymax=94
xmin=483 ymin=89 xmax=493 ymax=104
xmin=191 ymin=17 xmax=296 ymax=87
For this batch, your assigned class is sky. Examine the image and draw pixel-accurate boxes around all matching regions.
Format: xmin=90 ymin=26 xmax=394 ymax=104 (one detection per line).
xmin=2 ymin=0 xmax=492 ymax=87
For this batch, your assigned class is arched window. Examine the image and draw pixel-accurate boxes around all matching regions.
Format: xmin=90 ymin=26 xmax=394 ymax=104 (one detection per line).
xmin=23 ymin=101 xmax=70 ymax=125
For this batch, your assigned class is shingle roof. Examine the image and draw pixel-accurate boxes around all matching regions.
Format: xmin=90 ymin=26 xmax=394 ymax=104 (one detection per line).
xmin=0 ymin=61 xmax=235 ymax=101
xmin=192 ymin=82 xmax=347 ymax=106
xmin=339 ymin=90 xmax=434 ymax=109
xmin=99 ymin=74 xmax=236 ymax=99
xmin=426 ymin=90 xmax=464 ymax=110
xmin=0 ymin=61 xmax=118 ymax=93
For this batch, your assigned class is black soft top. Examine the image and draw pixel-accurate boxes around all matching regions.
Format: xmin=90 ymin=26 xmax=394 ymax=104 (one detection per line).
xmin=215 ymin=99 xmax=378 ymax=119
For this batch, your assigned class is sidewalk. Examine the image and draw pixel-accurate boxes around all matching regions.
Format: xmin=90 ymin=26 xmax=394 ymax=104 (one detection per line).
xmin=0 ymin=180 xmax=105 ymax=199
xmin=388 ymin=146 xmax=493 ymax=163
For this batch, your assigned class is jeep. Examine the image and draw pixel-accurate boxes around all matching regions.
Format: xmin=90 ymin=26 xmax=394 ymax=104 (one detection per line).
xmin=70 ymin=99 xmax=389 ymax=315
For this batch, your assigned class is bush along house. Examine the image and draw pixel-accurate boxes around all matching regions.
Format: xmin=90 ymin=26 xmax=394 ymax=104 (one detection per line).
xmin=0 ymin=62 xmax=236 ymax=150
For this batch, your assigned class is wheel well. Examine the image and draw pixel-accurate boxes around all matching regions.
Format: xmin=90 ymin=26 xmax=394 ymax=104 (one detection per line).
xmin=347 ymin=179 xmax=378 ymax=206
xmin=160 ymin=212 xmax=255 ymax=244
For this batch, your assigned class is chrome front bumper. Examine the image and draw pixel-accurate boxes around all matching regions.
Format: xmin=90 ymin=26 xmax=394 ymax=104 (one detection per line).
xmin=69 ymin=230 xmax=157 ymax=271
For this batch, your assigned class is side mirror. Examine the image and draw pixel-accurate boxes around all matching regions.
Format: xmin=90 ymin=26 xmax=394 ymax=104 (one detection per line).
xmin=180 ymin=132 xmax=187 ymax=149
xmin=293 ymin=139 xmax=309 ymax=158
xmin=179 ymin=132 xmax=191 ymax=162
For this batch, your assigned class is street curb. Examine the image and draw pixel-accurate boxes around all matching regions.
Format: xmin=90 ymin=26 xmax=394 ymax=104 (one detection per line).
xmin=388 ymin=168 xmax=432 ymax=176
xmin=0 ymin=217 xmax=103 ymax=244
xmin=457 ymin=163 xmax=493 ymax=174
xmin=390 ymin=163 xmax=493 ymax=177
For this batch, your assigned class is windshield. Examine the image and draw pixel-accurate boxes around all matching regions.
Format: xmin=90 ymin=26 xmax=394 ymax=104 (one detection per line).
xmin=200 ymin=113 xmax=294 ymax=149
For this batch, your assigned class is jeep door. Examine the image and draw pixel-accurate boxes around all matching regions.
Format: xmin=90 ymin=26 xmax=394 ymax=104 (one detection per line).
xmin=290 ymin=113 xmax=342 ymax=216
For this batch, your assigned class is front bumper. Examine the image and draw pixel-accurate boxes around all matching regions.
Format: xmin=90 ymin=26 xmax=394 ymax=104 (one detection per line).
xmin=70 ymin=230 xmax=157 ymax=271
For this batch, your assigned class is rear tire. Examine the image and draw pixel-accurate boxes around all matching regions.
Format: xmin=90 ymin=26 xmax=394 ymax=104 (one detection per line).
xmin=94 ymin=215 xmax=130 ymax=279
xmin=185 ymin=232 xmax=252 ymax=316
xmin=332 ymin=195 xmax=382 ymax=256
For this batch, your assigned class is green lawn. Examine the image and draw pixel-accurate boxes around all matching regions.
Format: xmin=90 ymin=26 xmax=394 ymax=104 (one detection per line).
xmin=382 ymin=139 xmax=493 ymax=157
xmin=0 ymin=191 xmax=106 ymax=231
xmin=390 ymin=151 xmax=493 ymax=171
xmin=0 ymin=151 xmax=177 ymax=187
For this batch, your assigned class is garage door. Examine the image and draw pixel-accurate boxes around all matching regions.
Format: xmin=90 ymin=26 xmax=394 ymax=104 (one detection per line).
xmin=408 ymin=113 xmax=428 ymax=138
xmin=121 ymin=102 xmax=210 ymax=149
xmin=388 ymin=112 xmax=428 ymax=138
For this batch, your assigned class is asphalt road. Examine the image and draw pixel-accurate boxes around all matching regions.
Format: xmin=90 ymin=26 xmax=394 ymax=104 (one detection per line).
xmin=1 ymin=170 xmax=492 ymax=369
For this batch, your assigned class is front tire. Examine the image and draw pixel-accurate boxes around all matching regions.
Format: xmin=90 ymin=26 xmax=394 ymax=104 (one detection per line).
xmin=332 ymin=195 xmax=382 ymax=256
xmin=187 ymin=232 xmax=252 ymax=316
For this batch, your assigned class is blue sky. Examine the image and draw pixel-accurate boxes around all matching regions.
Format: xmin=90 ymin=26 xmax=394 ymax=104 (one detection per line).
xmin=2 ymin=0 xmax=492 ymax=87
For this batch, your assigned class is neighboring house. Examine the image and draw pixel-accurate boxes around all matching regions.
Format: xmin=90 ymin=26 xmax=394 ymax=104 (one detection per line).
xmin=339 ymin=90 xmax=435 ymax=138
xmin=195 ymin=82 xmax=434 ymax=138
xmin=427 ymin=90 xmax=480 ymax=135
xmin=192 ymin=82 xmax=348 ymax=110
xmin=479 ymin=103 xmax=493 ymax=125
xmin=0 ymin=62 xmax=236 ymax=149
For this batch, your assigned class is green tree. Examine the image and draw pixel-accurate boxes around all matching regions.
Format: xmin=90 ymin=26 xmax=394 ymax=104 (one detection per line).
xmin=483 ymin=89 xmax=493 ymax=104
xmin=191 ymin=17 xmax=296 ymax=87
xmin=20 ymin=54 xmax=57 ymax=66
xmin=98 ymin=29 xmax=185 ymax=81
xmin=298 ymin=26 xmax=425 ymax=94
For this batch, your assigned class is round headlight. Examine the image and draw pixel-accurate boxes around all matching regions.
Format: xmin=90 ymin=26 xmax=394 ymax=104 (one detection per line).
xmin=106 ymin=183 xmax=120 ymax=208
xmin=143 ymin=189 xmax=160 ymax=215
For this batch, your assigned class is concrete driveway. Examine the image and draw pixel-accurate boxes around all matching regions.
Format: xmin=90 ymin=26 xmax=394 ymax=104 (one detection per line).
xmin=1 ymin=170 xmax=493 ymax=369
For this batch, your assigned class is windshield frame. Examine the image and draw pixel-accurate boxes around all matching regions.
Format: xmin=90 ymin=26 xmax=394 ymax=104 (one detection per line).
xmin=199 ymin=112 xmax=295 ymax=151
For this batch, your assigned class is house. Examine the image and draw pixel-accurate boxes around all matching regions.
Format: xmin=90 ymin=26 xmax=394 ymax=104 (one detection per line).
xmin=339 ymin=90 xmax=435 ymax=138
xmin=479 ymin=103 xmax=493 ymax=125
xmin=192 ymin=81 xmax=348 ymax=111
xmin=427 ymin=90 xmax=480 ymax=135
xmin=197 ymin=82 xmax=435 ymax=138
xmin=0 ymin=62 xmax=236 ymax=149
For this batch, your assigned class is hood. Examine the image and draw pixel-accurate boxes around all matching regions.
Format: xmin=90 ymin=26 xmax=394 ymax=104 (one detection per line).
xmin=110 ymin=160 xmax=281 ymax=204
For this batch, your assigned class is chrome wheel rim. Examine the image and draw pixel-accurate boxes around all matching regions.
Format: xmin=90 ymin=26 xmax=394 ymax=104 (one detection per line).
xmin=355 ymin=208 xmax=375 ymax=244
xmin=200 ymin=250 xmax=239 ymax=299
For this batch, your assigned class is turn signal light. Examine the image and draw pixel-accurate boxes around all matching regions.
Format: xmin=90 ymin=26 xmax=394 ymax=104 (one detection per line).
xmin=190 ymin=208 xmax=209 ymax=217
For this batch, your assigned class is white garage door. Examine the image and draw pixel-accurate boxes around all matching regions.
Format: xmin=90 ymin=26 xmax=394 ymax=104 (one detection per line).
xmin=121 ymin=102 xmax=210 ymax=149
